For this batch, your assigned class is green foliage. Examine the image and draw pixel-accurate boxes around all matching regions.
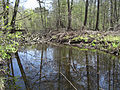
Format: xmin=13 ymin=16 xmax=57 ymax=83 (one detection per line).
xmin=0 ymin=30 xmax=21 ymax=59
xmin=91 ymin=40 xmax=96 ymax=46
xmin=92 ymin=43 xmax=96 ymax=46
xmin=6 ymin=6 xmax=9 ymax=9
xmin=112 ymin=42 xmax=118 ymax=48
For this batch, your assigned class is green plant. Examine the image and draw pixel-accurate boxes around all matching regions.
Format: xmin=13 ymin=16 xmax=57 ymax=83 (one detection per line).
xmin=112 ymin=42 xmax=118 ymax=48
xmin=0 ymin=30 xmax=21 ymax=59
xmin=92 ymin=43 xmax=96 ymax=46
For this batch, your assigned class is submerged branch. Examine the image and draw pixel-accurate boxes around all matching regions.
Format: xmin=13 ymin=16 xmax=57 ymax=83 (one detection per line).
xmin=60 ymin=72 xmax=77 ymax=90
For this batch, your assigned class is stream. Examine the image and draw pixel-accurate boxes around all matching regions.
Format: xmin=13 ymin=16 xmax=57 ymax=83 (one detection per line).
xmin=6 ymin=43 xmax=120 ymax=90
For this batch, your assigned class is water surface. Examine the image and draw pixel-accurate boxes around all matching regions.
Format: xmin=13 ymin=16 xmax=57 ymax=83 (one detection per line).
xmin=6 ymin=44 xmax=120 ymax=90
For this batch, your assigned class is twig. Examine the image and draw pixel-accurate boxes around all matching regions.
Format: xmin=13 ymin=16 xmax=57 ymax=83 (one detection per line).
xmin=60 ymin=72 xmax=77 ymax=90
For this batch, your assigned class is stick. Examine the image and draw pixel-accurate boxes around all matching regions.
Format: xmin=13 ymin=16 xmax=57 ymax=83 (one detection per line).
xmin=60 ymin=72 xmax=77 ymax=90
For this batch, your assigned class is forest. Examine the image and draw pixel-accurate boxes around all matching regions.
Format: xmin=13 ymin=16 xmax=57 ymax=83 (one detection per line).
xmin=0 ymin=0 xmax=120 ymax=90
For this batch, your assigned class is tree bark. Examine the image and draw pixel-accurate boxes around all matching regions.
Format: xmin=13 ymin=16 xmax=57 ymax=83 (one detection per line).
xmin=110 ymin=0 xmax=113 ymax=28
xmin=95 ymin=0 xmax=100 ymax=30
xmin=114 ymin=0 xmax=117 ymax=23
xmin=57 ymin=0 xmax=60 ymax=30
xmin=2 ymin=0 xmax=9 ymax=30
xmin=2 ymin=0 xmax=6 ymax=26
xmin=67 ymin=0 xmax=73 ymax=30
xmin=84 ymin=0 xmax=88 ymax=26
xmin=10 ymin=0 xmax=20 ymax=33
xmin=6 ymin=0 xmax=9 ymax=26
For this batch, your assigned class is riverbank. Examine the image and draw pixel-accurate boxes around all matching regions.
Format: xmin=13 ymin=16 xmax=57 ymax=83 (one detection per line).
xmin=23 ymin=29 xmax=120 ymax=56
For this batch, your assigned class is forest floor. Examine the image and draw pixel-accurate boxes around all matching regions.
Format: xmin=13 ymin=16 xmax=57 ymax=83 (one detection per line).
xmin=23 ymin=29 xmax=120 ymax=56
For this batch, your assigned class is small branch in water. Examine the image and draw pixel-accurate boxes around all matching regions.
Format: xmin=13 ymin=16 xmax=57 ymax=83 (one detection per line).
xmin=60 ymin=72 xmax=77 ymax=90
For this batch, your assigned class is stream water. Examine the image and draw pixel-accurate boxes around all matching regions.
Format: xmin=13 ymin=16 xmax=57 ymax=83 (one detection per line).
xmin=6 ymin=44 xmax=120 ymax=90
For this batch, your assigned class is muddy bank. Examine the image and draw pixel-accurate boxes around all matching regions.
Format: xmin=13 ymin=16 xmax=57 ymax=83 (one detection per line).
xmin=23 ymin=29 xmax=120 ymax=56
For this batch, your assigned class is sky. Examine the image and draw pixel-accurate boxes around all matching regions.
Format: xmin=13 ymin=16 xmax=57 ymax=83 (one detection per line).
xmin=10 ymin=0 xmax=53 ymax=10
xmin=23 ymin=0 xmax=39 ymax=9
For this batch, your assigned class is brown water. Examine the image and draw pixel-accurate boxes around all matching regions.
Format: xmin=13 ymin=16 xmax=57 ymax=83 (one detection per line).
xmin=6 ymin=44 xmax=120 ymax=90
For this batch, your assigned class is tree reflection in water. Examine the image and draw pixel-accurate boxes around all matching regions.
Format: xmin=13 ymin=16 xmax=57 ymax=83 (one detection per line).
xmin=7 ymin=44 xmax=120 ymax=90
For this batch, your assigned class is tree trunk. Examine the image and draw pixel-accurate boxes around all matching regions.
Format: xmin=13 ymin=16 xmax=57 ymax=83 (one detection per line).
xmin=37 ymin=0 xmax=44 ymax=29
xmin=67 ymin=0 xmax=70 ymax=30
xmin=44 ymin=6 xmax=46 ymax=29
xmin=6 ymin=0 xmax=9 ymax=26
xmin=2 ymin=0 xmax=9 ymax=31
xmin=114 ymin=0 xmax=117 ymax=23
xmin=84 ymin=0 xmax=88 ymax=26
xmin=67 ymin=0 xmax=73 ymax=30
xmin=10 ymin=0 xmax=20 ymax=33
xmin=93 ymin=0 xmax=96 ymax=29
xmin=118 ymin=0 xmax=120 ymax=22
xmin=2 ymin=0 xmax=6 ymax=26
xmin=57 ymin=0 xmax=60 ymax=30
xmin=95 ymin=0 xmax=100 ymax=30
xmin=110 ymin=0 xmax=113 ymax=28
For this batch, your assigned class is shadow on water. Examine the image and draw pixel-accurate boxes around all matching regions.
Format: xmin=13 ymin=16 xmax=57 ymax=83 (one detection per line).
xmin=5 ymin=44 xmax=120 ymax=90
